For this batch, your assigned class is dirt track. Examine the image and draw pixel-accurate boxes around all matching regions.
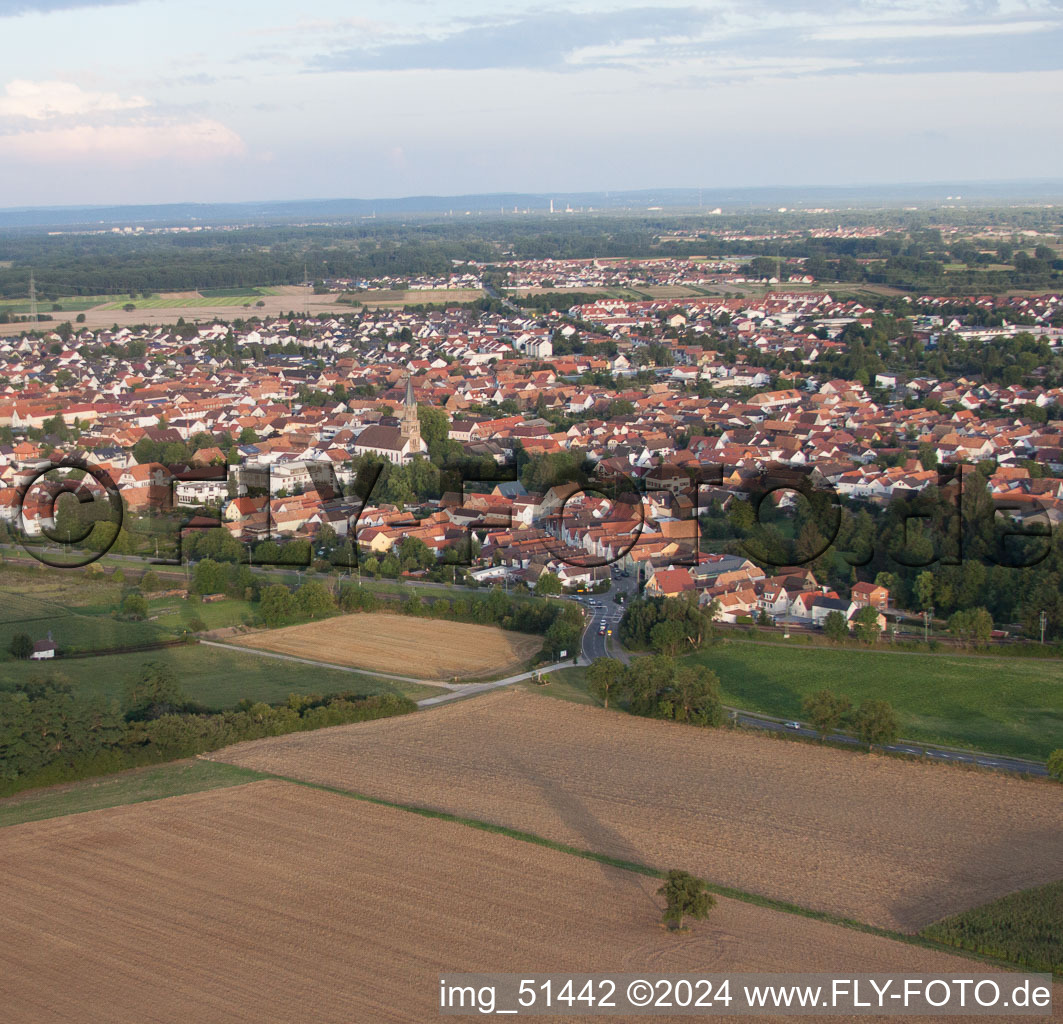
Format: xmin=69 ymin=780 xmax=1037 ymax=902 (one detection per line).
xmin=0 ymin=779 xmax=1025 ymax=1024
xmin=213 ymin=689 xmax=1063 ymax=932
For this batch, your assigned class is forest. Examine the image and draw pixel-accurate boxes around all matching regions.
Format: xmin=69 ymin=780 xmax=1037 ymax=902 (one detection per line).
xmin=0 ymin=208 xmax=1059 ymax=299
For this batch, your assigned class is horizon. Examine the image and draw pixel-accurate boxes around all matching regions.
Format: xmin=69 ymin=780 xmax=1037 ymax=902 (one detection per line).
xmin=3 ymin=177 xmax=1063 ymax=225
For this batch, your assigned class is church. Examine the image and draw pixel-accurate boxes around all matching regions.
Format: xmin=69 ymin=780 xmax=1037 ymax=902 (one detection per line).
xmin=351 ymin=376 xmax=429 ymax=465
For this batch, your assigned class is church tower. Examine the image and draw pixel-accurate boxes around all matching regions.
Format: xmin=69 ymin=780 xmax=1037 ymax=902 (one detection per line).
xmin=399 ymin=374 xmax=421 ymax=448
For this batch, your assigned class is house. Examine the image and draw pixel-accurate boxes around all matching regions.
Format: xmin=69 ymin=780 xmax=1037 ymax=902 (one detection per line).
xmin=851 ymin=581 xmax=889 ymax=611
xmin=31 ymin=637 xmax=56 ymax=660
xmin=645 ymin=566 xmax=695 ymax=597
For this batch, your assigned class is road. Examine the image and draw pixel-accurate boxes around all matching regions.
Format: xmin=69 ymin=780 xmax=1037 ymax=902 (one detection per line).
xmin=578 ymin=571 xmax=638 ymax=665
xmin=727 ymin=710 xmax=1049 ymax=777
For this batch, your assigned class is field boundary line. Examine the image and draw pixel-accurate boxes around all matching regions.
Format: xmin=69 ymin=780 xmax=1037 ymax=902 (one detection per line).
xmin=251 ymin=769 xmax=1058 ymax=980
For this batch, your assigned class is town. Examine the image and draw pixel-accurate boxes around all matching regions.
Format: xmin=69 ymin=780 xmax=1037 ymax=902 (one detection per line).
xmin=2 ymin=271 xmax=1061 ymax=647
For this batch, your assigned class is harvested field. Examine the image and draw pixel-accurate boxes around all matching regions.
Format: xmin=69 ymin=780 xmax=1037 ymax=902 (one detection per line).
xmin=0 ymin=779 xmax=1016 ymax=1024
xmin=233 ymin=612 xmax=542 ymax=680
xmin=214 ymin=690 xmax=1063 ymax=933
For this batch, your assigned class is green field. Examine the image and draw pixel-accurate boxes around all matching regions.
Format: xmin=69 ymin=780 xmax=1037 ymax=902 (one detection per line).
xmin=0 ymin=760 xmax=262 ymax=828
xmin=0 ymin=294 xmax=125 ymax=314
xmin=149 ymin=594 xmax=253 ymax=631
xmin=922 ymin=882 xmax=1062 ymax=974
xmin=693 ymin=640 xmax=1063 ymax=760
xmin=0 ymin=641 xmax=442 ymax=707
xmin=0 ymin=572 xmax=178 ymax=657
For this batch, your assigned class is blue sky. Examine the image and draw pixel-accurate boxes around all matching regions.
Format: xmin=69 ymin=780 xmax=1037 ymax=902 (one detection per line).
xmin=0 ymin=0 xmax=1059 ymax=205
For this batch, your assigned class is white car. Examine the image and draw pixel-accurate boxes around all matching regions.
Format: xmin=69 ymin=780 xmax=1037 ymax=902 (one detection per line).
xmin=784 ymin=721 xmax=801 ymax=730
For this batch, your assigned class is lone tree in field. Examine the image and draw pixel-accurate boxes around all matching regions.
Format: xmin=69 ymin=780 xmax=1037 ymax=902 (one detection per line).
xmin=658 ymin=870 xmax=715 ymax=932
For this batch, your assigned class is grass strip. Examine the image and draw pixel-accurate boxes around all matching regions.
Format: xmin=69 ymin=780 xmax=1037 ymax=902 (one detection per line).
xmin=0 ymin=760 xmax=266 ymax=828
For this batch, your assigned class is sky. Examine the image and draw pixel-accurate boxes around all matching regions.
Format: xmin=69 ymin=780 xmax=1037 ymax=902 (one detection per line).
xmin=0 ymin=0 xmax=1060 ymax=206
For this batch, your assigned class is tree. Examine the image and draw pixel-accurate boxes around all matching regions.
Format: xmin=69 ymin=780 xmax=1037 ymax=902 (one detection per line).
xmin=947 ymin=607 xmax=993 ymax=645
xmin=823 ymin=610 xmax=848 ymax=643
xmin=801 ymin=689 xmax=852 ymax=739
xmin=125 ymin=661 xmax=185 ymax=720
xmin=535 ymin=570 xmax=562 ymax=595
xmin=8 ymin=633 xmax=33 ymax=659
xmin=657 ymin=870 xmax=715 ymax=932
xmin=1048 ymin=749 xmax=1063 ymax=782
xmin=140 ymin=569 xmax=163 ymax=592
xmin=650 ymin=619 xmax=688 ymax=657
xmin=294 ymin=581 xmax=335 ymax=620
xmin=917 ymin=443 xmax=938 ymax=471
xmin=851 ymin=699 xmax=899 ymax=750
xmin=120 ymin=592 xmax=148 ymax=620
xmin=587 ymin=657 xmax=626 ymax=709
xmin=259 ymin=584 xmax=294 ymax=628
xmin=851 ymin=605 xmax=882 ymax=645
xmin=914 ymin=571 xmax=935 ymax=612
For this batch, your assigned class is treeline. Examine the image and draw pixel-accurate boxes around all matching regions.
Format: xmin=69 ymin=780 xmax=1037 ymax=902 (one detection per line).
xmin=175 ymin=564 xmax=581 ymax=661
xmin=586 ymin=656 xmax=723 ymax=726
xmin=4 ymin=210 xmax=1058 ymax=299
xmin=0 ymin=669 xmax=414 ymax=796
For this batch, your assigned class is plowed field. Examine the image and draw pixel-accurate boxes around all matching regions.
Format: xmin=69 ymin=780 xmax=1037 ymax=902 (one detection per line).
xmin=0 ymin=780 xmax=1015 ymax=1024
xmin=213 ymin=690 xmax=1063 ymax=932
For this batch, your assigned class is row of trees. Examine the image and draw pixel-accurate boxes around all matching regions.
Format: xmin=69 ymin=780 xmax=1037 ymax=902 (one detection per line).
xmin=586 ymin=656 xmax=724 ymax=727
xmin=800 ymin=690 xmax=900 ymax=749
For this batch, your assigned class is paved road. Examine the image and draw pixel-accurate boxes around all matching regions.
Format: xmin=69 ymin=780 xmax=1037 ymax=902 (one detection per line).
xmin=728 ymin=710 xmax=1049 ymax=777
xmin=579 ymin=572 xmax=637 ymax=665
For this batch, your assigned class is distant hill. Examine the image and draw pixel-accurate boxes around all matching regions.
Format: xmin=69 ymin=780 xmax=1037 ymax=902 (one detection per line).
xmin=3 ymin=180 xmax=1063 ymax=231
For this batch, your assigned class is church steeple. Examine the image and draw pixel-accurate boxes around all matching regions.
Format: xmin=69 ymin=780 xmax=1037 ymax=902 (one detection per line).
xmin=399 ymin=373 xmax=421 ymax=448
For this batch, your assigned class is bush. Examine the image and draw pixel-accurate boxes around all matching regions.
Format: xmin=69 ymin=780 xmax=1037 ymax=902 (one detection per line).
xmin=7 ymin=633 xmax=33 ymax=660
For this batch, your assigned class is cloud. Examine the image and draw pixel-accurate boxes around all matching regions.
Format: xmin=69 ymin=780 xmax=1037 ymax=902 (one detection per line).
xmin=308 ymin=2 xmax=1063 ymax=79
xmin=810 ymin=17 xmax=1060 ymax=39
xmin=0 ymin=79 xmax=148 ymax=119
xmin=315 ymin=7 xmax=715 ymax=73
xmin=2 ymin=118 xmax=246 ymax=161
xmin=0 ymin=0 xmax=138 ymax=15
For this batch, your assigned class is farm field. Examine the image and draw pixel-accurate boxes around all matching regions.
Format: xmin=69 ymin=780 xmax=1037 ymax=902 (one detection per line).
xmin=355 ymin=286 xmax=484 ymax=306
xmin=689 ymin=639 xmax=1063 ymax=760
xmin=0 ymin=285 xmax=345 ymax=335
xmin=0 ymin=642 xmax=442 ymax=706
xmin=214 ymin=690 xmax=1063 ymax=933
xmin=233 ymin=611 xmax=542 ymax=681
xmin=99 ymin=287 xmax=280 ymax=309
xmin=922 ymin=880 xmax=1063 ymax=975
xmin=0 ymin=779 xmax=1014 ymax=1024
xmin=0 ymin=760 xmax=260 ymax=828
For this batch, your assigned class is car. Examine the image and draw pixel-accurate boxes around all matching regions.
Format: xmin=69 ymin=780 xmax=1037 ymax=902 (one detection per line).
xmin=784 ymin=721 xmax=801 ymax=730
